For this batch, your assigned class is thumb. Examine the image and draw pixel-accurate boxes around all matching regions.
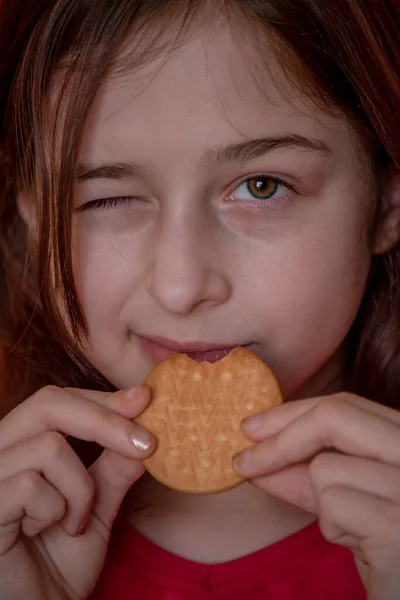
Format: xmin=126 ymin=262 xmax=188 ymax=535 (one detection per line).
xmin=251 ymin=462 xmax=319 ymax=515
xmin=88 ymin=449 xmax=146 ymax=528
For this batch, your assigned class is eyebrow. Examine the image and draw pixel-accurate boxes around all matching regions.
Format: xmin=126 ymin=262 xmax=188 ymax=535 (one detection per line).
xmin=76 ymin=134 xmax=331 ymax=182
xmin=206 ymin=134 xmax=331 ymax=165
xmin=76 ymin=162 xmax=145 ymax=183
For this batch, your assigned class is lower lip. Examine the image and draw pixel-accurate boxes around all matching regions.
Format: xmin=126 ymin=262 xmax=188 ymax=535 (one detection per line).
xmin=138 ymin=338 xmax=238 ymax=364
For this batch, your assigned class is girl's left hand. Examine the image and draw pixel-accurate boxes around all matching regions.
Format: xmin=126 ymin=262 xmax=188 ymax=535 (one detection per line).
xmin=233 ymin=393 xmax=400 ymax=600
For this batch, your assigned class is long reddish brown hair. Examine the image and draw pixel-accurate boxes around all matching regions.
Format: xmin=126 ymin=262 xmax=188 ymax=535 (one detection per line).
xmin=1 ymin=0 xmax=400 ymax=417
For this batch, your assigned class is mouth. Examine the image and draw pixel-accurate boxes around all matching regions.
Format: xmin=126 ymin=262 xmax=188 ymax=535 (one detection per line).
xmin=138 ymin=335 xmax=249 ymax=364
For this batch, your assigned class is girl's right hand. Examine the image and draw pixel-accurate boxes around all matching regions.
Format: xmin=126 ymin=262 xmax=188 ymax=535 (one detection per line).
xmin=0 ymin=384 xmax=156 ymax=600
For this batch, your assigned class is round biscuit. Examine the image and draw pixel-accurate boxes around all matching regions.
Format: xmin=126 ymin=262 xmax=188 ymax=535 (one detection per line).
xmin=135 ymin=347 xmax=283 ymax=493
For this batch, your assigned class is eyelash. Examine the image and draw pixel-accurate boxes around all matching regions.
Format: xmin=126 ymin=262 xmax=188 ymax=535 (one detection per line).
xmin=79 ymin=196 xmax=137 ymax=212
xmin=79 ymin=175 xmax=296 ymax=212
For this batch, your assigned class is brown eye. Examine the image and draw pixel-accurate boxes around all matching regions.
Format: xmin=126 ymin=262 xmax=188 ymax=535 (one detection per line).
xmin=230 ymin=175 xmax=294 ymax=206
xmin=247 ymin=177 xmax=278 ymax=200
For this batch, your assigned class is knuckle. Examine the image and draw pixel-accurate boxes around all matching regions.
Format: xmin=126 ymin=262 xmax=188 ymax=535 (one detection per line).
xmin=273 ymin=429 xmax=289 ymax=457
xmin=52 ymin=498 xmax=67 ymax=522
xmin=17 ymin=470 xmax=43 ymax=496
xmin=274 ymin=431 xmax=297 ymax=466
xmin=313 ymin=396 xmax=339 ymax=419
xmin=100 ymin=392 xmax=116 ymax=410
xmin=312 ymin=396 xmax=347 ymax=432
xmin=340 ymin=392 xmax=359 ymax=403
xmin=94 ymin=405 xmax=116 ymax=433
xmin=100 ymin=451 xmax=142 ymax=489
xmin=63 ymin=387 xmax=75 ymax=394
xmin=29 ymin=385 xmax=62 ymax=409
xmin=40 ymin=431 xmax=70 ymax=459
xmin=39 ymin=385 xmax=62 ymax=399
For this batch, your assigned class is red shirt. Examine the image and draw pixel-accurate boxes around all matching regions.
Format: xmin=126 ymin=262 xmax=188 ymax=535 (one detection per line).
xmin=90 ymin=518 xmax=367 ymax=599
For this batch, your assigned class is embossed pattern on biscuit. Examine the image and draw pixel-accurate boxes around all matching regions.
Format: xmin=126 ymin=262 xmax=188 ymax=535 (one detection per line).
xmin=136 ymin=347 xmax=283 ymax=494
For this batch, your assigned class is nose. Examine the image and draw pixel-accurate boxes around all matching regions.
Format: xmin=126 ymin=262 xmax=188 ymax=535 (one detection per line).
xmin=145 ymin=217 xmax=231 ymax=316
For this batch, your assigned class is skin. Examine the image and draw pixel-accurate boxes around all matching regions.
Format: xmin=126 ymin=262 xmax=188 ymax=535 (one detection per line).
xmin=2 ymin=9 xmax=400 ymax=600
xmin=73 ymin=13 xmax=379 ymax=558
xmin=235 ymin=393 xmax=400 ymax=600
xmin=0 ymin=386 xmax=157 ymax=600
xmin=75 ymin=23 xmax=373 ymax=398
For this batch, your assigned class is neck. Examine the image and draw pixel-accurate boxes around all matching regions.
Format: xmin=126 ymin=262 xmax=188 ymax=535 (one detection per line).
xmin=124 ymin=475 xmax=315 ymax=563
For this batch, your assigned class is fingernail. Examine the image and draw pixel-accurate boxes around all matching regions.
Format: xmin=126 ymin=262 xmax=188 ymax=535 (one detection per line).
xmin=76 ymin=517 xmax=90 ymax=536
xmin=233 ymin=448 xmax=253 ymax=473
xmin=131 ymin=427 xmax=154 ymax=452
xmin=242 ymin=414 xmax=261 ymax=433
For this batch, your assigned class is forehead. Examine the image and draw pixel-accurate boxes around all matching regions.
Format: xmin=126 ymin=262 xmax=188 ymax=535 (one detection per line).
xmin=80 ymin=14 xmax=355 ymax=160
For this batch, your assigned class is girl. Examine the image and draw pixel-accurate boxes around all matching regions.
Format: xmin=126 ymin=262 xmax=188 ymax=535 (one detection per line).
xmin=1 ymin=0 xmax=400 ymax=598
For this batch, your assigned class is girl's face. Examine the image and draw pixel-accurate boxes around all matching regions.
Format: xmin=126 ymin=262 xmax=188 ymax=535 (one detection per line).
xmin=73 ymin=19 xmax=377 ymax=400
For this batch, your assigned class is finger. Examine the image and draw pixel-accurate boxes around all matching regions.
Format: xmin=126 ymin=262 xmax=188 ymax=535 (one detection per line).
xmin=242 ymin=392 xmax=400 ymax=441
xmin=88 ymin=449 xmax=146 ymax=529
xmin=65 ymin=385 xmax=151 ymax=420
xmin=0 ymin=386 xmax=155 ymax=459
xmin=250 ymin=474 xmax=370 ymax=561
xmin=234 ymin=396 xmax=400 ymax=478
xmin=0 ymin=432 xmax=95 ymax=535
xmin=0 ymin=470 xmax=66 ymax=555
xmin=251 ymin=453 xmax=400 ymax=516
xmin=251 ymin=462 xmax=317 ymax=512
xmin=83 ymin=386 xmax=159 ymax=529
xmin=309 ymin=452 xmax=400 ymax=505
xmin=319 ymin=485 xmax=400 ymax=600
xmin=318 ymin=485 xmax=400 ymax=569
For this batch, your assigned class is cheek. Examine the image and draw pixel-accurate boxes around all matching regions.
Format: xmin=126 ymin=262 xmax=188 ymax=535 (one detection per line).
xmin=72 ymin=218 xmax=145 ymax=333
xmin=240 ymin=207 xmax=372 ymax=393
xmin=273 ymin=244 xmax=367 ymax=352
